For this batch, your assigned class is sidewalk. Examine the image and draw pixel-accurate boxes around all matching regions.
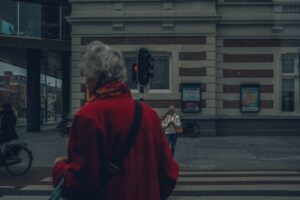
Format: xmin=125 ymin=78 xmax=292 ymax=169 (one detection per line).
xmin=16 ymin=129 xmax=300 ymax=170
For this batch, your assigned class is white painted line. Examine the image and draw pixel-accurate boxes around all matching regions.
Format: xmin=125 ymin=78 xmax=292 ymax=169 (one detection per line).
xmin=0 ymin=186 xmax=15 ymax=189
xmin=40 ymin=177 xmax=52 ymax=182
xmin=178 ymin=176 xmax=300 ymax=182
xmin=169 ymin=197 xmax=300 ymax=200
xmin=0 ymin=196 xmax=49 ymax=200
xmin=20 ymin=185 xmax=53 ymax=191
xmin=179 ymin=171 xmax=300 ymax=175
xmin=175 ymin=184 xmax=300 ymax=191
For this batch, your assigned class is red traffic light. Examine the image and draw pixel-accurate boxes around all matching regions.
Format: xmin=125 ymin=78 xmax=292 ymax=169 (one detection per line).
xmin=134 ymin=63 xmax=138 ymax=72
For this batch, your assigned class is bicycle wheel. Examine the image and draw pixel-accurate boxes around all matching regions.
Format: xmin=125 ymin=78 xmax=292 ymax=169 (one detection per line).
xmin=186 ymin=124 xmax=200 ymax=138
xmin=4 ymin=145 xmax=33 ymax=176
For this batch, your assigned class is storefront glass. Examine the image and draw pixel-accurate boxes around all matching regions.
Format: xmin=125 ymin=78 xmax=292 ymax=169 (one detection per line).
xmin=19 ymin=2 xmax=60 ymax=39
xmin=0 ymin=47 xmax=27 ymax=126
xmin=40 ymin=51 xmax=63 ymax=124
xmin=1 ymin=1 xmax=70 ymax=40
xmin=0 ymin=0 xmax=18 ymax=36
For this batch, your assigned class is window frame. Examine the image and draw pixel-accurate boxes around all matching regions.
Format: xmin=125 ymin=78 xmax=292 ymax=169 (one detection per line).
xmin=281 ymin=54 xmax=299 ymax=113
xmin=123 ymin=51 xmax=171 ymax=94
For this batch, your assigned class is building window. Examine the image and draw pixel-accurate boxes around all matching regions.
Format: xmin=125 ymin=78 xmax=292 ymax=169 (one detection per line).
xmin=282 ymin=57 xmax=294 ymax=73
xmin=124 ymin=54 xmax=170 ymax=91
xmin=0 ymin=47 xmax=27 ymax=126
xmin=40 ymin=51 xmax=63 ymax=124
xmin=282 ymin=5 xmax=300 ymax=15
xmin=124 ymin=56 xmax=137 ymax=90
xmin=281 ymin=55 xmax=298 ymax=112
xmin=0 ymin=0 xmax=70 ymax=40
xmin=0 ymin=0 xmax=18 ymax=36
xmin=282 ymin=79 xmax=294 ymax=112
xmin=149 ymin=56 xmax=169 ymax=90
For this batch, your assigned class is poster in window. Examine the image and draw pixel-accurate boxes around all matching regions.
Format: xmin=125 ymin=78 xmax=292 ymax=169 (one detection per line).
xmin=240 ymin=84 xmax=260 ymax=113
xmin=181 ymin=83 xmax=201 ymax=113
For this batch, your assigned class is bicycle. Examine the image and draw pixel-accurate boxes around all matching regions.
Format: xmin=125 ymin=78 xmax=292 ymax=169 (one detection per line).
xmin=0 ymin=142 xmax=33 ymax=176
xmin=57 ymin=114 xmax=72 ymax=137
xmin=181 ymin=121 xmax=200 ymax=138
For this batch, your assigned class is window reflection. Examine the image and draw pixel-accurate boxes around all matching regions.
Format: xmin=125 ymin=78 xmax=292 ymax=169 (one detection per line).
xmin=19 ymin=2 xmax=42 ymax=38
xmin=40 ymin=52 xmax=62 ymax=124
xmin=0 ymin=48 xmax=27 ymax=126
xmin=0 ymin=0 xmax=70 ymax=40
xmin=0 ymin=0 xmax=18 ymax=36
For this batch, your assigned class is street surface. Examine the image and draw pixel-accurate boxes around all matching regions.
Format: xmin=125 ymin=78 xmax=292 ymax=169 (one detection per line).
xmin=0 ymin=128 xmax=299 ymax=199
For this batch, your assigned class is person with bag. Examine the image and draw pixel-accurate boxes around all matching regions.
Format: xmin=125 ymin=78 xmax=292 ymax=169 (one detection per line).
xmin=52 ymin=41 xmax=179 ymax=200
xmin=161 ymin=105 xmax=182 ymax=156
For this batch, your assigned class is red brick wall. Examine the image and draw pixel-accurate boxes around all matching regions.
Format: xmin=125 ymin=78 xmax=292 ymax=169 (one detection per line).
xmin=223 ymin=85 xmax=273 ymax=93
xmin=223 ymin=54 xmax=273 ymax=63
xmin=224 ymin=39 xmax=300 ymax=47
xmin=179 ymin=67 xmax=207 ymax=76
xmin=179 ymin=52 xmax=206 ymax=60
xmin=145 ymin=100 xmax=207 ymax=108
xmin=223 ymin=69 xmax=273 ymax=78
xmin=223 ymin=100 xmax=273 ymax=109
xmin=81 ymin=36 xmax=206 ymax=45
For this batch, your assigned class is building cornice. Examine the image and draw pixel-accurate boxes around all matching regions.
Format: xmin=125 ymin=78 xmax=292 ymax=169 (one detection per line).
xmin=66 ymin=16 xmax=221 ymax=23
xmin=219 ymin=19 xmax=300 ymax=25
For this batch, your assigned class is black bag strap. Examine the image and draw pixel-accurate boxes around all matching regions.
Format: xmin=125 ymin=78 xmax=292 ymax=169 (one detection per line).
xmin=102 ymin=100 xmax=142 ymax=186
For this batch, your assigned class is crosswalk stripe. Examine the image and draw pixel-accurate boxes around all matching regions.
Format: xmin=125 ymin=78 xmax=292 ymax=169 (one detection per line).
xmin=178 ymin=176 xmax=300 ymax=182
xmin=1 ymin=171 xmax=299 ymax=199
xmin=174 ymin=184 xmax=300 ymax=191
xmin=40 ymin=177 xmax=52 ymax=182
xmin=20 ymin=185 xmax=53 ymax=191
xmin=0 ymin=196 xmax=49 ymax=200
xmin=169 ymin=196 xmax=300 ymax=200
xmin=171 ymin=171 xmax=300 ymax=199
xmin=0 ymin=186 xmax=15 ymax=189
xmin=179 ymin=171 xmax=300 ymax=175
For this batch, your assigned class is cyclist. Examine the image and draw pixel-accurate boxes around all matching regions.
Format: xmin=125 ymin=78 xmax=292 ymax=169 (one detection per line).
xmin=0 ymin=103 xmax=18 ymax=145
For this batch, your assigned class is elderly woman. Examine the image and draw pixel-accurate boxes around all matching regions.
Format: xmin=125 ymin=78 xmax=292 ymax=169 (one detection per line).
xmin=52 ymin=41 xmax=179 ymax=200
xmin=162 ymin=105 xmax=182 ymax=156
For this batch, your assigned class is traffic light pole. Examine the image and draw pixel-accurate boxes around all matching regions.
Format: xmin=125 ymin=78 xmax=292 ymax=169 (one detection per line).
xmin=138 ymin=84 xmax=144 ymax=101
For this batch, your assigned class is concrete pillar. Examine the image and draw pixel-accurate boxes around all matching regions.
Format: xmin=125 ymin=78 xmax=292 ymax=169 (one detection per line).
xmin=26 ymin=49 xmax=41 ymax=132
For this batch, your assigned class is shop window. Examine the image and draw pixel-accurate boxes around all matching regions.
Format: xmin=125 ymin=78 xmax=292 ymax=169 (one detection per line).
xmin=40 ymin=52 xmax=62 ymax=124
xmin=61 ymin=4 xmax=72 ymax=40
xmin=20 ymin=2 xmax=60 ymax=39
xmin=0 ymin=48 xmax=27 ymax=126
xmin=0 ymin=0 xmax=18 ymax=36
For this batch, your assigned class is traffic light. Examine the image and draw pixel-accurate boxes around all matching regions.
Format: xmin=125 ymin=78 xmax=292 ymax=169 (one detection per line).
xmin=137 ymin=48 xmax=153 ymax=85
xmin=148 ymin=57 xmax=154 ymax=78
xmin=131 ymin=63 xmax=138 ymax=84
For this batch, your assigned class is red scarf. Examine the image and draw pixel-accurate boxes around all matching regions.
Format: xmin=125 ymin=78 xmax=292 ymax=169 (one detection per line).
xmin=88 ymin=81 xmax=131 ymax=101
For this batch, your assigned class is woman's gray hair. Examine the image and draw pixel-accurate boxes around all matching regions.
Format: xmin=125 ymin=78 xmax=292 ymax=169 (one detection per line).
xmin=81 ymin=41 xmax=127 ymax=93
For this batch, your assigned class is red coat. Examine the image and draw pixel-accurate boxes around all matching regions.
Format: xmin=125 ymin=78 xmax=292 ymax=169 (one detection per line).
xmin=53 ymin=93 xmax=179 ymax=200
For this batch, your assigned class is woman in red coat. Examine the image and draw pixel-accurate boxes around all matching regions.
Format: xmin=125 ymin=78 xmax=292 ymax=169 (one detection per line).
xmin=52 ymin=41 xmax=179 ymax=200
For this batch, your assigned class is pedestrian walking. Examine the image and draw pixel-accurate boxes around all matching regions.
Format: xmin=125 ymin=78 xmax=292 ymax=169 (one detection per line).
xmin=161 ymin=105 xmax=182 ymax=156
xmin=52 ymin=41 xmax=179 ymax=200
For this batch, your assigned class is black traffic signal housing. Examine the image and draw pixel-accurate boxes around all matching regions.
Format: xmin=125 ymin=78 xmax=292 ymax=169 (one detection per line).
xmin=137 ymin=48 xmax=153 ymax=85
xmin=131 ymin=63 xmax=138 ymax=84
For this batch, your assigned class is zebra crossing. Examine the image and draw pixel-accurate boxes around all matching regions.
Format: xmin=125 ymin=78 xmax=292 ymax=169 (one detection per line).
xmin=170 ymin=170 xmax=300 ymax=200
xmin=1 ymin=170 xmax=300 ymax=200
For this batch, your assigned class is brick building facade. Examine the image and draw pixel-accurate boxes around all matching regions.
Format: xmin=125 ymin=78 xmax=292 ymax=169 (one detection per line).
xmin=68 ymin=0 xmax=300 ymax=136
